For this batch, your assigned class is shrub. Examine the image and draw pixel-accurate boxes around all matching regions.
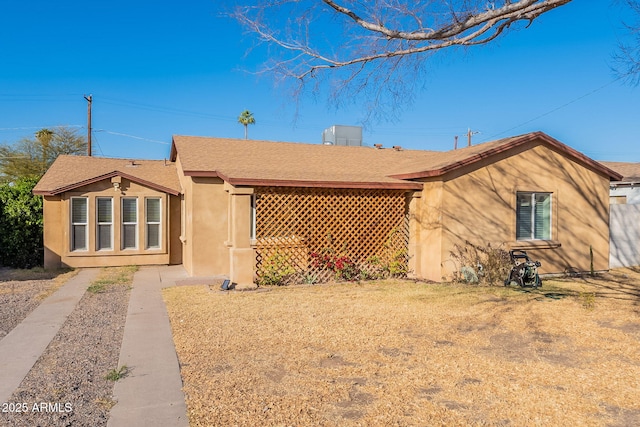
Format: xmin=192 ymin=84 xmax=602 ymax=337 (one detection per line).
xmin=310 ymin=250 xmax=360 ymax=281
xmin=258 ymin=251 xmax=296 ymax=286
xmin=0 ymin=177 xmax=43 ymax=268
xmin=450 ymin=241 xmax=511 ymax=286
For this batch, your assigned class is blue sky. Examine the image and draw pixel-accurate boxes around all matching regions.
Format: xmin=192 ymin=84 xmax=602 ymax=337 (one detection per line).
xmin=1 ymin=1 xmax=638 ymax=161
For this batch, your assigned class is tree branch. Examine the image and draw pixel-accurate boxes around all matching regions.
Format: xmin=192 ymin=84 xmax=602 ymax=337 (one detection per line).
xmin=232 ymin=0 xmax=573 ymax=121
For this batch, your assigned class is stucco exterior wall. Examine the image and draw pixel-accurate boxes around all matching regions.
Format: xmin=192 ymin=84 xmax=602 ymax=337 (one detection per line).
xmin=411 ymin=141 xmax=611 ymax=281
xmin=43 ymin=195 xmax=63 ymax=268
xmin=181 ymin=176 xmax=229 ymax=277
xmin=42 ymin=179 xmax=179 ymax=269
xmin=408 ymin=182 xmax=444 ymax=281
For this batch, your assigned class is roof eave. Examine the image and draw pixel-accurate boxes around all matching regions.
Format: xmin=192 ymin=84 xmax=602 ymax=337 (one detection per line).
xmin=226 ymin=177 xmax=423 ymax=190
xmin=34 ymin=171 xmax=181 ymax=196
xmin=389 ymin=132 xmax=624 ymax=181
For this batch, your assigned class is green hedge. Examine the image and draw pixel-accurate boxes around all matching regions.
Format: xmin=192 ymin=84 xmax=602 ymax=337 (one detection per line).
xmin=0 ymin=176 xmax=43 ymax=268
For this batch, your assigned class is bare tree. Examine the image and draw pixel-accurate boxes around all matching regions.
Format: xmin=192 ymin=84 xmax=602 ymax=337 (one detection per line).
xmin=614 ymin=0 xmax=640 ymax=84
xmin=232 ymin=0 xmax=572 ymax=121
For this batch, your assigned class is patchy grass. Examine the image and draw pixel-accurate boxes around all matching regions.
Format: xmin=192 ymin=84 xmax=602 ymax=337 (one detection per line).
xmin=88 ymin=266 xmax=138 ymax=293
xmin=105 ymin=365 xmax=129 ymax=382
xmin=164 ymin=271 xmax=640 ymax=427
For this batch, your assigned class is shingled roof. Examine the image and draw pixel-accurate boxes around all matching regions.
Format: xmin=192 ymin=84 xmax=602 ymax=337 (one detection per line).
xmin=33 ymin=131 xmax=622 ymax=196
xmin=169 ymin=131 xmax=621 ymax=188
xmin=599 ymin=161 xmax=640 ymax=183
xmin=33 ymin=155 xmax=181 ymax=196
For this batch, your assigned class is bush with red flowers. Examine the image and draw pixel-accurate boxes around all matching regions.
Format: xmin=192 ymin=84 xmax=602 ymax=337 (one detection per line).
xmin=310 ymin=251 xmax=360 ymax=281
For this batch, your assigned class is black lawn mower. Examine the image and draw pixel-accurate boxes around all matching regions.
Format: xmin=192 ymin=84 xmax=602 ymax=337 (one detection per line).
xmin=504 ymin=250 xmax=542 ymax=288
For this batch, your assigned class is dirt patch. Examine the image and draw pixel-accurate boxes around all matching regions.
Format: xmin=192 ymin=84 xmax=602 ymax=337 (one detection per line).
xmin=164 ymin=275 xmax=640 ymax=426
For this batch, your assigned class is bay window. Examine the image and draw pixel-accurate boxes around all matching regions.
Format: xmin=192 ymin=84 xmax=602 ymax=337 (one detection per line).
xmin=68 ymin=194 xmax=164 ymax=254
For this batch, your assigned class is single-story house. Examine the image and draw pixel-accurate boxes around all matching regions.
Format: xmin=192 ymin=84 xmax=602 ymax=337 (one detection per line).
xmin=34 ymin=131 xmax=622 ymax=286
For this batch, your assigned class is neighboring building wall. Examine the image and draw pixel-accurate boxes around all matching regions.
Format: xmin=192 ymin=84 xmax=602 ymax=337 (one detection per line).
xmin=610 ymin=203 xmax=640 ymax=268
xmin=610 ymin=185 xmax=640 ymax=205
xmin=411 ymin=142 xmax=611 ymax=281
xmin=609 ymin=183 xmax=640 ymax=268
xmin=43 ymin=179 xmax=179 ymax=269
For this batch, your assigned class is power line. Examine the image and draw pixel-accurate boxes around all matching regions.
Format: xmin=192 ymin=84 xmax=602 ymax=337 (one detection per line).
xmin=483 ymin=76 xmax=627 ymax=142
xmin=0 ymin=125 xmax=83 ymax=132
xmin=95 ymin=130 xmax=170 ymax=145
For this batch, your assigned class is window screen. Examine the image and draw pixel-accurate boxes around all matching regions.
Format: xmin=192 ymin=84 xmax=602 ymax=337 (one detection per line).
xmin=97 ymin=197 xmax=112 ymax=250
xmin=146 ymin=198 xmax=161 ymax=249
xmin=71 ymin=197 xmax=88 ymax=251
xmin=516 ymin=192 xmax=551 ymax=240
xmin=122 ymin=198 xmax=137 ymax=249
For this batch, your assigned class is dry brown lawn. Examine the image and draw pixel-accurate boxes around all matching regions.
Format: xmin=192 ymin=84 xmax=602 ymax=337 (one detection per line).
xmin=163 ymin=269 xmax=640 ymax=427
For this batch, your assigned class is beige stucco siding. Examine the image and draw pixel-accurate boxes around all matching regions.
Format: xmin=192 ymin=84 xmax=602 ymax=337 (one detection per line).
xmin=408 ymin=182 xmax=444 ymax=281
xmin=183 ymin=176 xmax=229 ymax=277
xmin=411 ymin=142 xmax=611 ymax=281
xmin=43 ymin=195 xmax=63 ymax=268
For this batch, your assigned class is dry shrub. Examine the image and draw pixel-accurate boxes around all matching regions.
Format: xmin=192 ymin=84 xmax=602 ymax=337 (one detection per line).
xmin=450 ymin=241 xmax=511 ymax=285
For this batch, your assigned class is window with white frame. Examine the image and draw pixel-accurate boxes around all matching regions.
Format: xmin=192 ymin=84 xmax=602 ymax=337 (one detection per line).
xmin=71 ymin=197 xmax=88 ymax=251
xmin=516 ymin=192 xmax=552 ymax=240
xmin=122 ymin=198 xmax=138 ymax=249
xmin=145 ymin=197 xmax=161 ymax=249
xmin=96 ymin=197 xmax=113 ymax=250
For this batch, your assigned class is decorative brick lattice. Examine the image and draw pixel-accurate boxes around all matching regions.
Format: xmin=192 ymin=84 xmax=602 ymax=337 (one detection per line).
xmin=254 ymin=187 xmax=410 ymax=282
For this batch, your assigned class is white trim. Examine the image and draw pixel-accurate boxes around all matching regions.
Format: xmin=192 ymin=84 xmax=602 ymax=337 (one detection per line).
xmin=516 ymin=192 xmax=552 ymax=241
xmin=121 ymin=197 xmax=138 ymax=250
xmin=96 ymin=196 xmax=114 ymax=251
xmin=145 ymin=197 xmax=162 ymax=250
xmin=70 ymin=197 xmax=88 ymax=251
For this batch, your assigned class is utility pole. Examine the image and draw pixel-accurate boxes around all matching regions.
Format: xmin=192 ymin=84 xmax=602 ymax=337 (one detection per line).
xmin=84 ymin=94 xmax=92 ymax=156
xmin=467 ymin=128 xmax=479 ymax=146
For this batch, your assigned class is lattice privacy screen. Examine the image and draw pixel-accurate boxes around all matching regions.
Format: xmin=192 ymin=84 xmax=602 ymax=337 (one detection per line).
xmin=254 ymin=187 xmax=410 ymax=283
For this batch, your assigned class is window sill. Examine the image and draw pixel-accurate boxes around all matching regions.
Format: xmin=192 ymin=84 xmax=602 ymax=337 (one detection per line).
xmin=66 ymin=249 xmax=167 ymax=257
xmin=509 ymin=240 xmax=561 ymax=250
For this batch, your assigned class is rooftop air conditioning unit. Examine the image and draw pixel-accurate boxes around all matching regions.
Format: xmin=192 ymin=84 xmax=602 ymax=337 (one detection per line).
xmin=322 ymin=125 xmax=362 ymax=146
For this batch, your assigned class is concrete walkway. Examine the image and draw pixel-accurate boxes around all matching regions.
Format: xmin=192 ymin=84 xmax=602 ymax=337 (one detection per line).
xmin=0 ymin=268 xmax=99 ymax=403
xmin=108 ymin=265 xmax=189 ymax=427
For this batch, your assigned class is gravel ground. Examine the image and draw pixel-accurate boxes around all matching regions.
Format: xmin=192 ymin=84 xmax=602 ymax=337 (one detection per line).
xmin=0 ymin=269 xmax=75 ymax=339
xmin=0 ymin=267 xmax=133 ymax=427
xmin=0 ymin=280 xmax=57 ymax=339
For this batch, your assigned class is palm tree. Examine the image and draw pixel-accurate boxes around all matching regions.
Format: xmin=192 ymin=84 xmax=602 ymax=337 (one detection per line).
xmin=238 ymin=110 xmax=255 ymax=140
